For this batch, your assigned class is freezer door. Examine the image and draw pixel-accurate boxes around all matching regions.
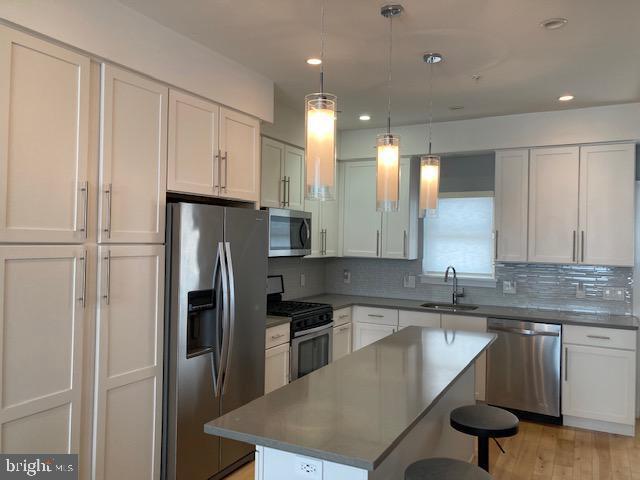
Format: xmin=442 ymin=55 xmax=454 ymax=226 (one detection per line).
xmin=166 ymin=203 xmax=225 ymax=480
xmin=219 ymin=207 xmax=268 ymax=470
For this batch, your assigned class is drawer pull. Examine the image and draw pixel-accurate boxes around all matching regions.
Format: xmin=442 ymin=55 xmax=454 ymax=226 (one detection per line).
xmin=270 ymin=333 xmax=286 ymax=340
xmin=368 ymin=314 xmax=384 ymax=318
xmin=586 ymin=334 xmax=611 ymax=340
xmin=339 ymin=326 xmax=350 ymax=332
xmin=338 ymin=314 xmax=350 ymax=319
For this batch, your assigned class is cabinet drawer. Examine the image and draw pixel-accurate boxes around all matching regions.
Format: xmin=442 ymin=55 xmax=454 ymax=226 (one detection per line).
xmin=398 ymin=310 xmax=441 ymax=329
xmin=564 ymin=325 xmax=636 ymax=351
xmin=266 ymin=323 xmax=290 ymax=349
xmin=353 ymin=306 xmax=398 ymax=326
xmin=334 ymin=307 xmax=352 ymax=326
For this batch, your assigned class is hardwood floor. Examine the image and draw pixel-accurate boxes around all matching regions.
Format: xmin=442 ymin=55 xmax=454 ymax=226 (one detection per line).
xmin=223 ymin=421 xmax=640 ymax=479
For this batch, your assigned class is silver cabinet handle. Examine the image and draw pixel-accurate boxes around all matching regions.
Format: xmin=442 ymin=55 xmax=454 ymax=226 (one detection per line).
xmin=286 ymin=176 xmax=291 ymax=206
xmin=281 ymin=177 xmax=287 ymax=206
xmin=103 ymin=250 xmax=111 ymax=305
xmin=270 ymin=333 xmax=285 ymax=340
xmin=338 ymin=314 xmax=350 ymax=319
xmin=376 ymin=230 xmax=380 ymax=257
xmin=222 ymin=151 xmax=228 ymax=190
xmin=403 ymin=230 xmax=407 ymax=258
xmin=587 ymin=334 xmax=611 ymax=340
xmin=338 ymin=325 xmax=350 ymax=332
xmin=78 ymin=251 xmax=87 ymax=308
xmin=581 ymin=230 xmax=585 ymax=263
xmin=368 ymin=314 xmax=384 ymax=318
xmin=495 ymin=230 xmax=499 ymax=261
xmin=214 ymin=150 xmax=221 ymax=191
xmin=323 ymin=229 xmax=327 ymax=255
xmin=572 ymin=230 xmax=576 ymax=262
xmin=564 ymin=347 xmax=568 ymax=381
xmin=103 ymin=184 xmax=112 ymax=238
xmin=78 ymin=181 xmax=88 ymax=238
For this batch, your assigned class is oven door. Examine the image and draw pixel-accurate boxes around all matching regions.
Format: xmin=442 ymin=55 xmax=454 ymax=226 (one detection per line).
xmin=291 ymin=325 xmax=333 ymax=380
xmin=268 ymin=208 xmax=311 ymax=257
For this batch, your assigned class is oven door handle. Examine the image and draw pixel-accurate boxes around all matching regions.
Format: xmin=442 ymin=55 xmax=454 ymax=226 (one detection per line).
xmin=293 ymin=322 xmax=334 ymax=338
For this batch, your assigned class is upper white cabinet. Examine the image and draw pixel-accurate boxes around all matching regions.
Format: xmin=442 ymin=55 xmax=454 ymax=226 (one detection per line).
xmin=168 ymin=91 xmax=260 ymax=203
xmin=578 ymin=144 xmax=635 ymax=266
xmin=494 ymin=149 xmax=529 ymax=262
xmin=0 ymin=246 xmax=86 ymax=453
xmin=305 ymin=169 xmax=340 ymax=258
xmin=382 ymin=159 xmax=418 ymax=259
xmin=167 ymin=90 xmax=219 ymax=197
xmin=260 ymin=137 xmax=305 ymax=210
xmin=93 ymin=245 xmax=164 ymax=480
xmin=528 ymin=146 xmax=580 ymax=264
xmin=99 ymin=65 xmax=167 ymax=244
xmin=219 ymin=107 xmax=260 ymax=203
xmin=0 ymin=26 xmax=90 ymax=244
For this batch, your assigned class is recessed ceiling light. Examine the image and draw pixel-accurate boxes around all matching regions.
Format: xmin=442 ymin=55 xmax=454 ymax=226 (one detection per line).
xmin=558 ymin=94 xmax=574 ymax=102
xmin=423 ymin=53 xmax=444 ymax=64
xmin=306 ymin=58 xmax=322 ymax=65
xmin=359 ymin=114 xmax=371 ymax=121
xmin=541 ymin=18 xmax=568 ymax=30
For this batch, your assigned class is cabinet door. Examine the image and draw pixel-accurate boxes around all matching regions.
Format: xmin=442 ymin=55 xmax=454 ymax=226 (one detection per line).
xmin=441 ymin=315 xmax=487 ymax=401
xmin=0 ymin=246 xmax=86 ymax=453
xmin=265 ymin=344 xmax=290 ymax=394
xmin=0 ymin=26 xmax=90 ymax=243
xmin=321 ymin=195 xmax=340 ymax=257
xmin=219 ymin=107 xmax=260 ymax=202
xmin=167 ymin=89 xmax=219 ymax=197
xmin=563 ymin=344 xmax=636 ymax=425
xmin=99 ymin=66 xmax=167 ymax=244
xmin=304 ymin=199 xmax=322 ymax=257
xmin=343 ymin=162 xmax=382 ymax=257
xmin=261 ymin=137 xmax=284 ymax=208
xmin=579 ymin=144 xmax=635 ymax=266
xmin=283 ymin=146 xmax=305 ymax=211
xmin=333 ymin=323 xmax=352 ymax=361
xmin=382 ymin=159 xmax=410 ymax=259
xmin=495 ymin=149 xmax=529 ymax=262
xmin=398 ymin=311 xmax=441 ymax=329
xmin=528 ymin=147 xmax=580 ymax=263
xmin=93 ymin=245 xmax=164 ymax=480
xmin=353 ymin=322 xmax=396 ymax=351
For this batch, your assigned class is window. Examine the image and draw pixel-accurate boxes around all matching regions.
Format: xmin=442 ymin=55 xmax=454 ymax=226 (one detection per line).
xmin=422 ymin=195 xmax=495 ymax=279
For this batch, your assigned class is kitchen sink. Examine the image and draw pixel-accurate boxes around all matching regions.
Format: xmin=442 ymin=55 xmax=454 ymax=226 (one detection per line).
xmin=421 ymin=302 xmax=479 ymax=311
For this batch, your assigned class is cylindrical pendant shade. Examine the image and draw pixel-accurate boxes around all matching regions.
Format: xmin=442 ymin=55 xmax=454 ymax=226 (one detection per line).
xmin=376 ymin=134 xmax=400 ymax=211
xmin=419 ymin=154 xmax=440 ymax=217
xmin=305 ymin=93 xmax=337 ymax=201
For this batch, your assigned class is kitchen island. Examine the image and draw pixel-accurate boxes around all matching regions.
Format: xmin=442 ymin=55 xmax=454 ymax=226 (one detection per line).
xmin=205 ymin=327 xmax=496 ymax=479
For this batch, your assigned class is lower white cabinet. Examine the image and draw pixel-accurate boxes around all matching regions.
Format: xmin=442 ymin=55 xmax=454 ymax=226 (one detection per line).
xmin=93 ymin=245 xmax=165 ymax=480
xmin=398 ymin=310 xmax=441 ymax=330
xmin=0 ymin=245 xmax=87 ymax=453
xmin=441 ymin=315 xmax=487 ymax=401
xmin=265 ymin=343 xmax=290 ymax=394
xmin=333 ymin=323 xmax=352 ymax=361
xmin=353 ymin=323 xmax=396 ymax=351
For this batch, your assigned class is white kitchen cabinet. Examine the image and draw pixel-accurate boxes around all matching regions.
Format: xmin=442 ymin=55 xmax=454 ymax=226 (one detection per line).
xmin=441 ymin=315 xmax=487 ymax=401
xmin=93 ymin=245 xmax=164 ymax=480
xmin=219 ymin=107 xmax=260 ymax=203
xmin=382 ymin=159 xmax=417 ymax=259
xmin=265 ymin=343 xmax=290 ymax=394
xmin=167 ymin=90 xmax=220 ymax=197
xmin=333 ymin=307 xmax=352 ymax=327
xmin=563 ymin=343 xmax=636 ymax=429
xmin=342 ymin=162 xmax=381 ymax=257
xmin=305 ymin=173 xmax=340 ymax=258
xmin=353 ymin=322 xmax=397 ymax=351
xmin=495 ymin=149 xmax=529 ymax=262
xmin=99 ymin=65 xmax=167 ymax=244
xmin=578 ymin=143 xmax=635 ymax=266
xmin=0 ymin=246 xmax=87 ymax=453
xmin=528 ymin=146 xmax=580 ymax=264
xmin=398 ymin=311 xmax=441 ymax=330
xmin=261 ymin=138 xmax=305 ymax=210
xmin=283 ymin=145 xmax=305 ymax=211
xmin=333 ymin=323 xmax=352 ymax=361
xmin=0 ymin=26 xmax=90 ymax=244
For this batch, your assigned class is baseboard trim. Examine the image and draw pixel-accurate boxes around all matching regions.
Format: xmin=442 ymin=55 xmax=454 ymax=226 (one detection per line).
xmin=563 ymin=415 xmax=635 ymax=436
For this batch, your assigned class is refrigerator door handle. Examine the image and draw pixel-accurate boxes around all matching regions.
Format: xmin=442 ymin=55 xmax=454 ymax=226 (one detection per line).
xmin=222 ymin=242 xmax=236 ymax=394
xmin=217 ymin=242 xmax=231 ymax=396
xmin=210 ymin=242 xmax=226 ymax=397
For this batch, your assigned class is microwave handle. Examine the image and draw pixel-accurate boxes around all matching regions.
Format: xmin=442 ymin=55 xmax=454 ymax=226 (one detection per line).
xmin=300 ymin=218 xmax=310 ymax=246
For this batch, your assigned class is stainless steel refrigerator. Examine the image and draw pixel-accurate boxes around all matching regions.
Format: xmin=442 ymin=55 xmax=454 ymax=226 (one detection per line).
xmin=163 ymin=203 xmax=267 ymax=480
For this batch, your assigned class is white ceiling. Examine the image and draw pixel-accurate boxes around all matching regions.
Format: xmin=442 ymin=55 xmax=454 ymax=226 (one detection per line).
xmin=118 ymin=0 xmax=640 ymax=130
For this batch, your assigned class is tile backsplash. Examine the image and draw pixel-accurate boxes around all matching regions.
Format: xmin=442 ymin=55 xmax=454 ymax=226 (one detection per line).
xmin=268 ymin=257 xmax=326 ymax=300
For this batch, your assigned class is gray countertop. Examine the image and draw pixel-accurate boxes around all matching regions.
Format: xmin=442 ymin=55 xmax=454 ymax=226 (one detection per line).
xmin=205 ymin=327 xmax=495 ymax=470
xmin=266 ymin=315 xmax=291 ymax=329
xmin=298 ymin=294 xmax=639 ymax=330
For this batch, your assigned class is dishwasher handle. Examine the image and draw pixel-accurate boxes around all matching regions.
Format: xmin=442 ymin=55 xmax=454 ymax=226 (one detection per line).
xmin=488 ymin=325 xmax=560 ymax=337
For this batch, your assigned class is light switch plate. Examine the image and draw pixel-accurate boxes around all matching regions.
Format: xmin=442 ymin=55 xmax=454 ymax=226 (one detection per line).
xmin=343 ymin=270 xmax=351 ymax=284
xmin=576 ymin=283 xmax=586 ymax=299
xmin=403 ymin=275 xmax=416 ymax=288
xmin=603 ymin=287 xmax=625 ymax=301
xmin=503 ymin=280 xmax=517 ymax=294
xmin=300 ymin=273 xmax=305 ymax=287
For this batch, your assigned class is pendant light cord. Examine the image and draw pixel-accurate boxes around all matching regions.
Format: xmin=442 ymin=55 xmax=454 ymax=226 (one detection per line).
xmin=387 ymin=14 xmax=393 ymax=134
xmin=427 ymin=60 xmax=434 ymax=154
xmin=320 ymin=0 xmax=325 ymax=94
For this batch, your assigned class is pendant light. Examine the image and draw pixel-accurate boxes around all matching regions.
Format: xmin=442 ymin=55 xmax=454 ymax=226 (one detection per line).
xmin=420 ymin=53 xmax=443 ymax=218
xmin=305 ymin=0 xmax=337 ymax=201
xmin=376 ymin=4 xmax=403 ymax=212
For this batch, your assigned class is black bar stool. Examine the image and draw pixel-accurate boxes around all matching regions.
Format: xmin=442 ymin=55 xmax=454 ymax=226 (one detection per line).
xmin=405 ymin=457 xmax=493 ymax=480
xmin=450 ymin=405 xmax=519 ymax=472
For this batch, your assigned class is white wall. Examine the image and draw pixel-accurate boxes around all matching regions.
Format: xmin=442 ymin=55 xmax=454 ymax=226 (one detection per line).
xmin=0 ymin=0 xmax=273 ymax=122
xmin=635 ymin=182 xmax=640 ymax=417
xmin=261 ymin=99 xmax=305 ymax=147
xmin=339 ymin=103 xmax=640 ymax=159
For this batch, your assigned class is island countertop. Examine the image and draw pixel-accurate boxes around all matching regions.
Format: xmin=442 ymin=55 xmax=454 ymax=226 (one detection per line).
xmin=205 ymin=327 xmax=495 ymax=470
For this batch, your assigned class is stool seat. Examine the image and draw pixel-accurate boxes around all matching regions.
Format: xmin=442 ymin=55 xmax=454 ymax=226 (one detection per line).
xmin=405 ymin=457 xmax=492 ymax=480
xmin=450 ymin=405 xmax=519 ymax=438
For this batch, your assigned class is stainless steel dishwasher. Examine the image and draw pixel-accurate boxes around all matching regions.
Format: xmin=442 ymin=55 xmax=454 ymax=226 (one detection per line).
xmin=486 ymin=318 xmax=561 ymax=418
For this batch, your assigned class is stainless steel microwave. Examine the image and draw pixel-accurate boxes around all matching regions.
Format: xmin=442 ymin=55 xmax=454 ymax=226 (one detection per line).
xmin=268 ymin=208 xmax=311 ymax=257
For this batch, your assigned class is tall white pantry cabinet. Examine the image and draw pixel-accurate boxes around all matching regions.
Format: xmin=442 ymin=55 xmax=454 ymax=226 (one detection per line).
xmin=0 ymin=25 xmax=165 ymax=480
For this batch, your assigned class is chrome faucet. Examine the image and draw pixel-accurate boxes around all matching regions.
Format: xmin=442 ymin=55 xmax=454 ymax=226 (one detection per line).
xmin=444 ymin=266 xmax=465 ymax=305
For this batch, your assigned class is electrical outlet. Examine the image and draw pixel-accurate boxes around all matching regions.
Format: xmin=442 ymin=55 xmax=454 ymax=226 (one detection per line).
xmin=343 ymin=269 xmax=351 ymax=284
xmin=576 ymin=282 xmax=586 ymax=299
xmin=300 ymin=273 xmax=306 ymax=287
xmin=403 ymin=275 xmax=416 ymax=288
xmin=603 ymin=287 xmax=625 ymax=301
xmin=295 ymin=457 xmax=322 ymax=478
xmin=502 ymin=280 xmax=516 ymax=294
